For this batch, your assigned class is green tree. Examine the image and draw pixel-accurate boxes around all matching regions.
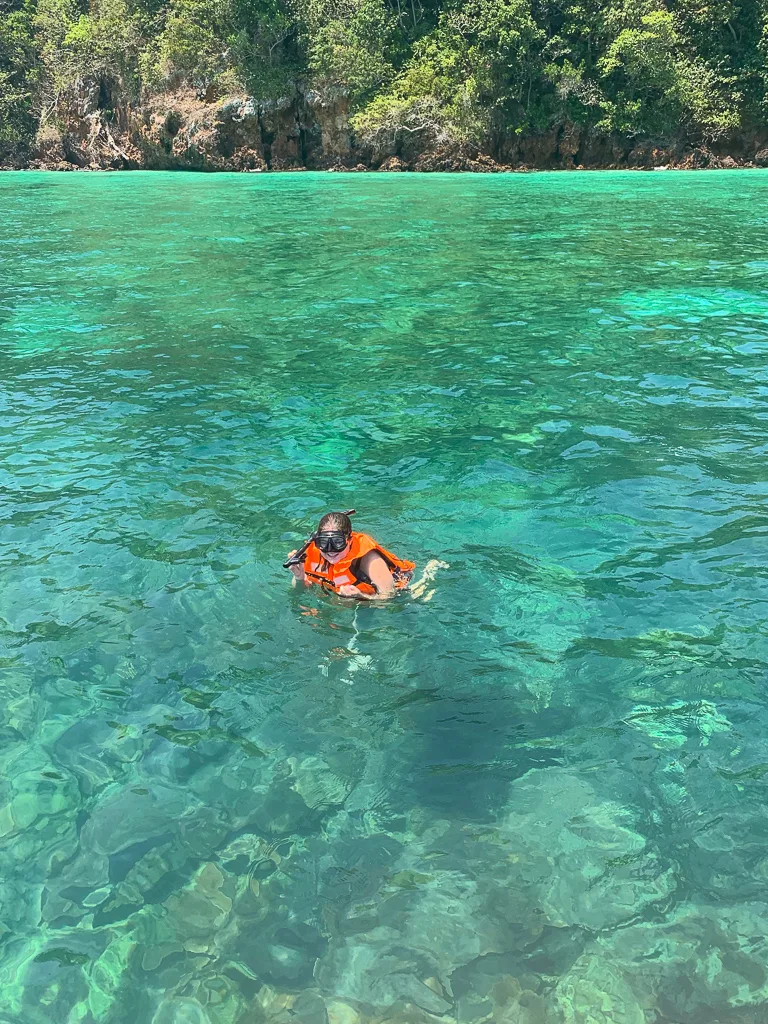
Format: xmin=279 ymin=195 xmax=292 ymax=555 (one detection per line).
xmin=297 ymin=0 xmax=396 ymax=96
xmin=149 ymin=0 xmax=230 ymax=87
xmin=352 ymin=0 xmax=542 ymax=148
xmin=34 ymin=0 xmax=143 ymax=116
xmin=0 ymin=0 xmax=40 ymax=142
xmin=597 ymin=3 xmax=740 ymax=140
xmin=228 ymin=0 xmax=300 ymax=97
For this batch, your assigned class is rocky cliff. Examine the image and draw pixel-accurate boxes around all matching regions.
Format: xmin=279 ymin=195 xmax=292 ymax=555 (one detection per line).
xmin=4 ymin=79 xmax=768 ymax=172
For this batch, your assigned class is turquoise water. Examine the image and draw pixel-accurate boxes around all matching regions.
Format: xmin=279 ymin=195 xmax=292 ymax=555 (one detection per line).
xmin=1 ymin=169 xmax=768 ymax=1024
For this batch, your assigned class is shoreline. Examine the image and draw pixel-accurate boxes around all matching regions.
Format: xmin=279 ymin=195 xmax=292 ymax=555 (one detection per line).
xmin=5 ymin=86 xmax=764 ymax=178
xmin=1 ymin=159 xmax=762 ymax=174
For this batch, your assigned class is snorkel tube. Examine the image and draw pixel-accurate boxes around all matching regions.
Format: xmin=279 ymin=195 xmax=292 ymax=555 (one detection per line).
xmin=283 ymin=509 xmax=356 ymax=569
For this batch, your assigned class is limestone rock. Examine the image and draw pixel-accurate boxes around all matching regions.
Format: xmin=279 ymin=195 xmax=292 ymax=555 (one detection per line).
xmin=289 ymin=755 xmax=357 ymax=811
xmin=517 ymin=130 xmax=559 ymax=167
xmin=496 ymin=768 xmax=675 ymax=931
xmin=558 ymin=123 xmax=581 ymax=165
xmin=80 ymin=783 xmax=188 ymax=856
xmin=551 ymin=959 xmax=644 ymax=1024
xmin=163 ymin=862 xmax=232 ymax=942
xmin=326 ymin=999 xmax=361 ymax=1024
xmin=546 ymin=900 xmax=768 ymax=1023
xmin=379 ymin=156 xmax=407 ymax=171
xmin=592 ymin=901 xmax=768 ymax=1021
xmin=153 ymin=998 xmax=212 ymax=1024
xmin=237 ymin=920 xmax=327 ymax=986
xmin=31 ymin=126 xmax=67 ymax=164
xmin=247 ymin=781 xmax=316 ymax=836
xmin=304 ymin=87 xmax=352 ymax=163
xmin=293 ymin=989 xmax=330 ymax=1024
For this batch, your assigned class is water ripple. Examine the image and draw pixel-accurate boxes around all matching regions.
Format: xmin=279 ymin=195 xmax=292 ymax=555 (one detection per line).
xmin=1 ymin=170 xmax=768 ymax=1023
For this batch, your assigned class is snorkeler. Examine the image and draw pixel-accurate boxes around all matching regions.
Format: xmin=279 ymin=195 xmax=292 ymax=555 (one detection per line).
xmin=285 ymin=510 xmax=416 ymax=600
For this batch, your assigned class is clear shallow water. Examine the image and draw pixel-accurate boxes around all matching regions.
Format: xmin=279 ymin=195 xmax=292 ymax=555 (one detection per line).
xmin=1 ymin=169 xmax=767 ymax=1024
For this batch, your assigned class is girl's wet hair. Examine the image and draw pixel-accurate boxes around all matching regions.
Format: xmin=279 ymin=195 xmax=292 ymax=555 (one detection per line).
xmin=317 ymin=511 xmax=352 ymax=534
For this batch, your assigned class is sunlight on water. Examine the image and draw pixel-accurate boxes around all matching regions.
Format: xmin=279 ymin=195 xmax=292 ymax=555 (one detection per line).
xmin=1 ymin=170 xmax=768 ymax=1024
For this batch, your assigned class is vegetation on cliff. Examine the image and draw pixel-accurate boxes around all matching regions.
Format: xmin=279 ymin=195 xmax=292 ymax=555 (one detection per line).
xmin=1 ymin=0 xmax=766 ymax=162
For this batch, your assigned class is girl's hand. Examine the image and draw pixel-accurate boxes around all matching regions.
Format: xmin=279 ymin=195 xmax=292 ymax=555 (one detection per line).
xmin=337 ymin=584 xmax=362 ymax=598
xmin=287 ymin=551 xmax=305 ymax=580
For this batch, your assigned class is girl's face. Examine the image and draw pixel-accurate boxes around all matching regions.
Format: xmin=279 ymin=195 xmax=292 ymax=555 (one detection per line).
xmin=315 ymin=531 xmax=351 ymax=564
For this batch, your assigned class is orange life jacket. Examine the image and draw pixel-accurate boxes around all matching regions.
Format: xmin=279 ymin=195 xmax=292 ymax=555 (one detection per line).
xmin=303 ymin=531 xmax=415 ymax=596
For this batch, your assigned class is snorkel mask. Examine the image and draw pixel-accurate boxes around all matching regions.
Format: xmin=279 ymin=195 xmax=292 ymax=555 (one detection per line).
xmin=314 ymin=530 xmax=350 ymax=554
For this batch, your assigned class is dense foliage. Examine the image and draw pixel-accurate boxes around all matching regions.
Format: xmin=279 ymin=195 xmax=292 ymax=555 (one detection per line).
xmin=1 ymin=0 xmax=766 ymax=152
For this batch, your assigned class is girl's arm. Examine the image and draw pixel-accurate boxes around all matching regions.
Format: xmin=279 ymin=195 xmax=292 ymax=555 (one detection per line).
xmin=338 ymin=552 xmax=395 ymax=600
xmin=287 ymin=551 xmax=307 ymax=584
